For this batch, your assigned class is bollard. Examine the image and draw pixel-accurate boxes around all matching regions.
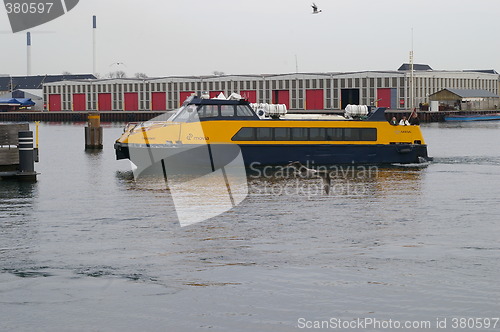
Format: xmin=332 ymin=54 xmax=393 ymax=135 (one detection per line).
xmin=85 ymin=112 xmax=103 ymax=149
xmin=34 ymin=121 xmax=40 ymax=162
xmin=17 ymin=130 xmax=37 ymax=181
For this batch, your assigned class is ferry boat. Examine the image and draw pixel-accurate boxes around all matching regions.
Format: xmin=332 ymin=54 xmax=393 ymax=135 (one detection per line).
xmin=114 ymin=94 xmax=430 ymax=171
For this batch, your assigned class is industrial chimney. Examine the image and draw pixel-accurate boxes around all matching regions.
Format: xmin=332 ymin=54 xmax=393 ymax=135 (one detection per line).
xmin=27 ymin=32 xmax=31 ymax=76
xmin=93 ymin=15 xmax=97 ymax=75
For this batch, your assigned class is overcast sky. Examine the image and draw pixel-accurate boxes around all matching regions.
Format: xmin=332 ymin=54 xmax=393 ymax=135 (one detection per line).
xmin=1 ymin=0 xmax=499 ymax=77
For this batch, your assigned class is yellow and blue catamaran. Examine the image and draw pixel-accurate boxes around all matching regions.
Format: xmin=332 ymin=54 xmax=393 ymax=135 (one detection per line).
xmin=115 ymin=94 xmax=430 ymax=169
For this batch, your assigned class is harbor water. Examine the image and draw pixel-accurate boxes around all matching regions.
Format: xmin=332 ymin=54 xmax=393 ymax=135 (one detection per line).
xmin=1 ymin=122 xmax=499 ymax=331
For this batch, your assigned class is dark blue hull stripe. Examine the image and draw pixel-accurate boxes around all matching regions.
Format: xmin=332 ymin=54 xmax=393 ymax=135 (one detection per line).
xmin=116 ymin=143 xmax=429 ymax=166
xmin=239 ymin=144 xmax=428 ymax=165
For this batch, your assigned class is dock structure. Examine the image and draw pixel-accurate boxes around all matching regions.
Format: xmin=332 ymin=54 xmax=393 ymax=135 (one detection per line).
xmin=0 ymin=111 xmax=165 ymax=123
xmin=0 ymin=123 xmax=38 ymax=181
xmin=0 ymin=109 xmax=497 ymax=123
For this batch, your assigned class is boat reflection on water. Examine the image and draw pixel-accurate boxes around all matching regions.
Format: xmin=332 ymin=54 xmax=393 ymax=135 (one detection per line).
xmin=116 ymin=160 xmax=427 ymax=226
xmin=246 ymin=163 xmax=425 ymax=199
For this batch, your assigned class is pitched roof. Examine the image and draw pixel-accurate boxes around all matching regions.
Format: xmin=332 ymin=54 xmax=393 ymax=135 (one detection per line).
xmin=431 ymin=88 xmax=499 ymax=98
xmin=0 ymin=74 xmax=96 ymax=91
xmin=398 ymin=63 xmax=433 ymax=71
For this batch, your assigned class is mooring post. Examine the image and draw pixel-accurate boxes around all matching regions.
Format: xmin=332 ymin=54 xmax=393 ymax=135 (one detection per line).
xmin=17 ymin=130 xmax=37 ymax=181
xmin=85 ymin=112 xmax=103 ymax=149
xmin=34 ymin=121 xmax=40 ymax=162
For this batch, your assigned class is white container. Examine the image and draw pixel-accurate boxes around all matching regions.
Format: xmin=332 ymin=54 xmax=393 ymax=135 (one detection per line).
xmin=430 ymin=101 xmax=439 ymax=112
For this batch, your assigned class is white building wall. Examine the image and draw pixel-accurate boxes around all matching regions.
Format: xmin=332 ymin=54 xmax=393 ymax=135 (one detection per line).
xmin=43 ymin=70 xmax=499 ymax=111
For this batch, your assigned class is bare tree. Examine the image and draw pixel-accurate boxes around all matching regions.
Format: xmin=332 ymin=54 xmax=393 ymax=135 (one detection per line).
xmin=134 ymin=72 xmax=148 ymax=79
xmin=212 ymin=71 xmax=225 ymax=76
xmin=107 ymin=70 xmax=127 ymax=79
xmin=62 ymin=71 xmax=72 ymax=75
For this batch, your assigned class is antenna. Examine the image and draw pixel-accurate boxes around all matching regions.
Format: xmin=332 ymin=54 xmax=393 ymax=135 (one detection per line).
xmin=409 ymin=27 xmax=414 ymax=111
xmin=27 ymin=32 xmax=32 ymax=76
xmin=93 ymin=15 xmax=97 ymax=75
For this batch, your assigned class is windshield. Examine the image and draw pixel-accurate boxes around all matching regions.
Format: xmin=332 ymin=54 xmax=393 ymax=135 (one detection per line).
xmin=169 ymin=103 xmax=257 ymax=122
xmin=169 ymin=105 xmax=198 ymax=123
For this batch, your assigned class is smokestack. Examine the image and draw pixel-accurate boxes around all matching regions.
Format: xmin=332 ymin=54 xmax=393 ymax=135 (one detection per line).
xmin=27 ymin=32 xmax=31 ymax=76
xmin=93 ymin=15 xmax=97 ymax=75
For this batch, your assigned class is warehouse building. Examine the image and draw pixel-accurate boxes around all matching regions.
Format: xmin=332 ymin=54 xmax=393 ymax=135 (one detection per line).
xmin=0 ymin=74 xmax=96 ymax=111
xmin=429 ymin=88 xmax=500 ymax=111
xmin=42 ymin=65 xmax=499 ymax=112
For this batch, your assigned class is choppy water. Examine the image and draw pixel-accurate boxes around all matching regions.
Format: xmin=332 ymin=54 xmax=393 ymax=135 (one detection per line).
xmin=1 ymin=121 xmax=499 ymax=331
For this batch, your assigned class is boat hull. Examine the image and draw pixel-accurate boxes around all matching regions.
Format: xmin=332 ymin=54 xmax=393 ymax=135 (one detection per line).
xmin=115 ymin=142 xmax=430 ymax=170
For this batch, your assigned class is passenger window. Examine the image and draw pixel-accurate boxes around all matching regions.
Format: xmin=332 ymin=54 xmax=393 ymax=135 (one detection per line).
xmin=274 ymin=128 xmax=290 ymax=141
xmin=310 ymin=128 xmax=326 ymax=140
xmin=291 ymin=128 xmax=308 ymax=141
xmin=326 ymin=128 xmax=343 ymax=140
xmin=344 ymin=128 xmax=360 ymax=141
xmin=360 ymin=128 xmax=377 ymax=141
xmin=232 ymin=127 xmax=255 ymax=141
xmin=256 ymin=128 xmax=273 ymax=140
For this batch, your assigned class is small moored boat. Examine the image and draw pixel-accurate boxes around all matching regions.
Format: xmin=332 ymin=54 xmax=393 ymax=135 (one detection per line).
xmin=444 ymin=113 xmax=500 ymax=122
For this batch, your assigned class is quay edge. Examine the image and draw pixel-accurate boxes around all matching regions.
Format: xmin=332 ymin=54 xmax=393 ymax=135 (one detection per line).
xmin=1 ymin=110 xmax=498 ymax=123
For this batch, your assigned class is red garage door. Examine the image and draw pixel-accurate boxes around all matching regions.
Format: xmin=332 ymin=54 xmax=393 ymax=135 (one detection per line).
xmin=272 ymin=90 xmax=290 ymax=109
xmin=98 ymin=93 xmax=112 ymax=111
xmin=306 ymin=89 xmax=324 ymax=110
xmin=48 ymin=94 xmax=62 ymax=111
xmin=124 ymin=93 xmax=139 ymax=111
xmin=179 ymin=91 xmax=195 ymax=106
xmin=73 ymin=94 xmax=86 ymax=111
xmin=377 ymin=88 xmax=392 ymax=108
xmin=240 ymin=90 xmax=257 ymax=103
xmin=152 ymin=92 xmax=166 ymax=111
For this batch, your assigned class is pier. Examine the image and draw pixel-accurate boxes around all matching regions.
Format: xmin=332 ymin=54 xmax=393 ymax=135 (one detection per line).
xmin=0 ymin=111 xmax=165 ymax=123
xmin=0 ymin=123 xmax=37 ymax=181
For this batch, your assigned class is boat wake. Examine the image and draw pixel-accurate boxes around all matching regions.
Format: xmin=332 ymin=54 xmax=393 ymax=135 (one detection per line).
xmin=432 ymin=156 xmax=500 ymax=166
xmin=391 ymin=157 xmax=432 ymax=168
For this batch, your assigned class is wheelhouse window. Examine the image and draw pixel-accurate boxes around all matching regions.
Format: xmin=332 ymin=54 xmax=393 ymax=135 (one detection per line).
xmin=236 ymin=105 xmax=254 ymax=117
xmin=198 ymin=105 xmax=218 ymax=118
xmin=220 ymin=105 xmax=235 ymax=117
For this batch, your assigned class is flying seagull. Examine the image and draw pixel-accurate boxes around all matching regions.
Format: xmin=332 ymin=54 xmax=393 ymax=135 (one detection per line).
xmin=311 ymin=3 xmax=322 ymax=14
xmin=109 ymin=62 xmax=127 ymax=67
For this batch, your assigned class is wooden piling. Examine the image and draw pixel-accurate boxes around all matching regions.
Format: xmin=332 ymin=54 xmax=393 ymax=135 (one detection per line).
xmin=1 ymin=123 xmax=29 ymax=171
xmin=85 ymin=112 xmax=103 ymax=149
